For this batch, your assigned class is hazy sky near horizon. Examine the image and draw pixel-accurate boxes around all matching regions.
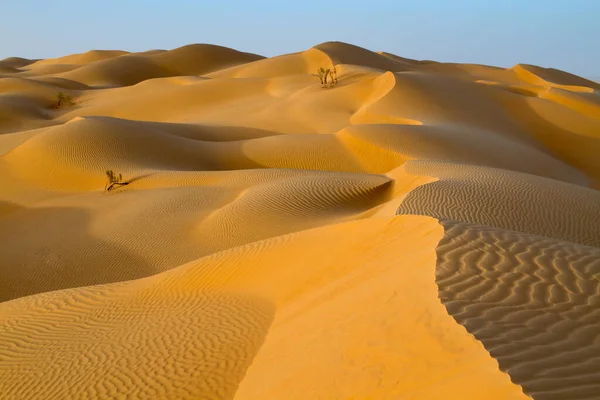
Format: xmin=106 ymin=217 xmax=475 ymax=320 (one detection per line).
xmin=1 ymin=0 xmax=598 ymax=78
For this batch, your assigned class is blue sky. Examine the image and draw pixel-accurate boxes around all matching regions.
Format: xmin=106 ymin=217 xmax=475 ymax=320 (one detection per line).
xmin=1 ymin=0 xmax=598 ymax=78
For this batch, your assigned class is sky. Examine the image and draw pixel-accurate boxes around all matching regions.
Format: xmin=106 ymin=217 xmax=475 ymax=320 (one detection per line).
xmin=1 ymin=0 xmax=598 ymax=78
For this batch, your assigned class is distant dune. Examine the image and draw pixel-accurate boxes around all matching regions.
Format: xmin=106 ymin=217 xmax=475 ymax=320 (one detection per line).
xmin=0 ymin=42 xmax=599 ymax=399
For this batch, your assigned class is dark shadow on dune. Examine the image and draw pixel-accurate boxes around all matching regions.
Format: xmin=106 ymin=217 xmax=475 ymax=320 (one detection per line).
xmin=505 ymin=93 xmax=600 ymax=184
xmin=0 ymin=205 xmax=154 ymax=303
xmin=502 ymin=85 xmax=539 ymax=98
xmin=121 ymin=173 xmax=154 ymax=185
xmin=0 ymin=57 xmax=39 ymax=70
xmin=0 ymin=95 xmax=57 ymax=134
xmin=0 ymin=201 xmax=24 ymax=217
xmin=431 ymin=220 xmax=600 ymax=400
xmin=74 ymin=115 xmax=285 ymax=141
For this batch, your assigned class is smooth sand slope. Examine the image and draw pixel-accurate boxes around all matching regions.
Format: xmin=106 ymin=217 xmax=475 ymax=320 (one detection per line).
xmin=0 ymin=41 xmax=599 ymax=399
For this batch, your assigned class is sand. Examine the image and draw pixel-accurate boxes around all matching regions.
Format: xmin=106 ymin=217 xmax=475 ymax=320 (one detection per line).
xmin=0 ymin=41 xmax=598 ymax=399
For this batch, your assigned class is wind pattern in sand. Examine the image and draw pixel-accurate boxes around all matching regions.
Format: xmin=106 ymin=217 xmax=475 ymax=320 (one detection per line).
xmin=1 ymin=42 xmax=599 ymax=399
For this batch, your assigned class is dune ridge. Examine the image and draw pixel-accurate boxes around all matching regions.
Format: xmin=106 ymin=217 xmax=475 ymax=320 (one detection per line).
xmin=1 ymin=41 xmax=599 ymax=399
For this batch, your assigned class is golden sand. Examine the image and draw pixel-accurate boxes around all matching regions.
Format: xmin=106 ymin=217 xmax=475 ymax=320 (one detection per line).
xmin=0 ymin=42 xmax=599 ymax=399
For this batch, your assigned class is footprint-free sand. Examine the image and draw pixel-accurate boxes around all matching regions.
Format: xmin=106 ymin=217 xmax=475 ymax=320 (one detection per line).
xmin=1 ymin=42 xmax=599 ymax=399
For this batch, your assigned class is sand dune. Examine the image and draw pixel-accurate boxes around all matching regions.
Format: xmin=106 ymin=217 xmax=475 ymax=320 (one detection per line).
xmin=398 ymin=161 xmax=600 ymax=246
xmin=1 ymin=41 xmax=599 ymax=399
xmin=0 ymin=217 xmax=527 ymax=399
xmin=29 ymin=50 xmax=129 ymax=67
xmin=433 ymin=221 xmax=600 ymax=400
xmin=0 ymin=170 xmax=392 ymax=302
xmin=0 ymin=57 xmax=38 ymax=69
xmin=14 ymin=45 xmax=263 ymax=89
xmin=512 ymin=64 xmax=600 ymax=92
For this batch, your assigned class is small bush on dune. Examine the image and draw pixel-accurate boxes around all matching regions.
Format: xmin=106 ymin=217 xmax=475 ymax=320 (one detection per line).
xmin=56 ymin=92 xmax=75 ymax=108
xmin=312 ymin=67 xmax=338 ymax=88
xmin=313 ymin=67 xmax=330 ymax=86
xmin=330 ymin=67 xmax=338 ymax=85
xmin=104 ymin=170 xmax=129 ymax=192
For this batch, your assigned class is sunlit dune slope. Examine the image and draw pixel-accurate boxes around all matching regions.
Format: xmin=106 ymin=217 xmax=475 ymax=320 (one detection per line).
xmin=0 ymin=217 xmax=527 ymax=400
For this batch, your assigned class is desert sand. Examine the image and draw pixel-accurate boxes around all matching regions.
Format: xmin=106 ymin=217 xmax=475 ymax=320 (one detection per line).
xmin=0 ymin=42 xmax=599 ymax=399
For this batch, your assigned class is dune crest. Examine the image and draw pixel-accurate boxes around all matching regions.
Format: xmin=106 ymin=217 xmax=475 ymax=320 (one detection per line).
xmin=1 ymin=41 xmax=599 ymax=399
